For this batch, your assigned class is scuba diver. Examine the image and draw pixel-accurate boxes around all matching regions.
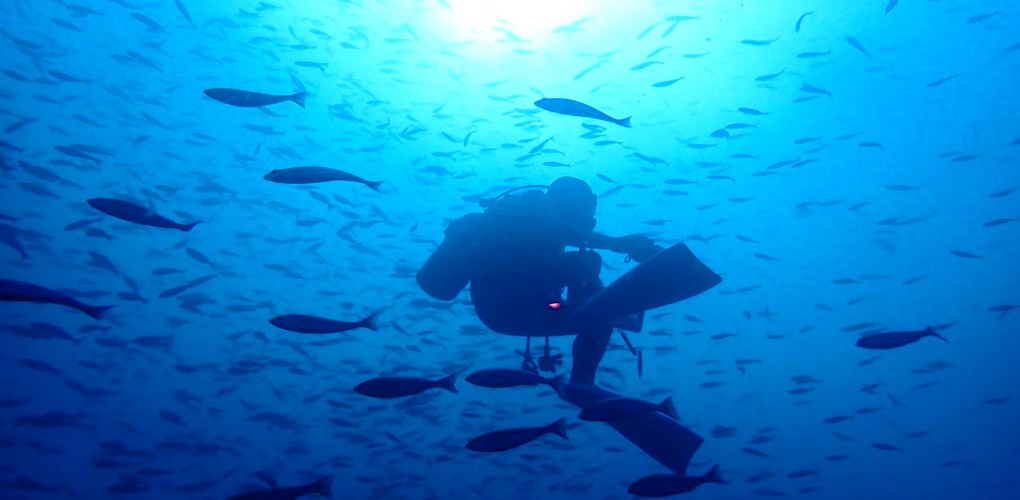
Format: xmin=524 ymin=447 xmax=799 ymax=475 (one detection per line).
xmin=418 ymin=176 xmax=658 ymax=383
xmin=417 ymin=176 xmax=723 ymax=476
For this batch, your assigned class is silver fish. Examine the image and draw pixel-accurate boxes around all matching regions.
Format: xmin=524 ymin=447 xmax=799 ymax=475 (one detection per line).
xmin=204 ymin=88 xmax=309 ymax=108
xmin=88 ymin=198 xmax=200 ymax=232
xmin=263 ymin=166 xmax=381 ymax=191
xmin=535 ymin=98 xmax=631 ymax=127
xmin=856 ymin=326 xmax=947 ymax=349
xmin=466 ymin=418 xmax=567 ymax=452
xmin=0 ymin=279 xmax=112 ymax=319
xmin=226 ymin=475 xmax=333 ymax=500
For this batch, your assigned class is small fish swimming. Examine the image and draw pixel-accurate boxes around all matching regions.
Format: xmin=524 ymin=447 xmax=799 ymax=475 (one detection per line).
xmin=755 ymin=70 xmax=785 ymax=82
xmin=269 ymin=311 xmax=379 ymax=334
xmin=856 ymin=326 xmax=947 ymax=350
xmin=796 ymin=11 xmax=814 ymax=33
xmin=844 ymin=36 xmax=872 ymax=59
xmin=926 ymin=74 xmax=959 ymax=88
xmin=535 ymin=98 xmax=631 ymax=127
xmin=466 ymin=418 xmax=568 ymax=452
xmin=264 ymin=167 xmax=382 ymax=191
xmin=465 ymin=369 xmax=561 ymax=389
xmin=204 ymin=88 xmax=309 ymax=108
xmin=651 ymin=77 xmax=684 ymax=88
xmin=354 ymin=373 xmax=457 ymax=399
xmin=0 ymin=279 xmax=113 ymax=319
xmin=578 ymin=396 xmax=679 ymax=422
xmin=87 ymin=198 xmax=200 ymax=232
xmin=226 ymin=475 xmax=333 ymax=500
xmin=628 ymin=465 xmax=725 ymax=497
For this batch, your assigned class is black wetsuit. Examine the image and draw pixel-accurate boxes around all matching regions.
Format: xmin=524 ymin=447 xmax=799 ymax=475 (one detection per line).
xmin=464 ymin=189 xmax=617 ymax=383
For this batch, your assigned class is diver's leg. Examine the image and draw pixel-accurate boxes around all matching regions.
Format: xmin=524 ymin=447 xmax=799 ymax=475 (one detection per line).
xmin=570 ymin=323 xmax=613 ymax=384
xmin=561 ymin=251 xmax=614 ymax=384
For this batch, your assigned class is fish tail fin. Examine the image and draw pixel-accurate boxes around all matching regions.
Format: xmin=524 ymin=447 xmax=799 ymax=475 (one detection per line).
xmin=660 ymin=396 xmax=680 ymax=420
xmin=617 ymin=116 xmax=632 ymax=128
xmin=926 ymin=326 xmax=948 ymax=343
xmin=361 ymin=311 xmax=382 ymax=331
xmin=704 ymin=464 xmax=726 ymax=484
xmin=310 ymin=475 xmax=334 ymax=498
xmin=366 ymin=180 xmax=383 ymax=192
xmin=84 ymin=305 xmax=114 ymax=320
xmin=180 ymin=221 xmax=202 ymax=232
xmin=292 ymin=91 xmax=310 ymax=108
xmin=550 ymin=417 xmax=569 ymax=441
xmin=438 ymin=373 xmax=458 ymax=394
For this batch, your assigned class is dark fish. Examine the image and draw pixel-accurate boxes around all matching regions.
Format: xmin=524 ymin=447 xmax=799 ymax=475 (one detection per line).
xmin=651 ymin=77 xmax=684 ymax=88
xmin=264 ymin=166 xmax=381 ymax=191
xmin=796 ymin=12 xmax=813 ymax=33
xmin=738 ymin=107 xmax=770 ymax=115
xmin=741 ymin=38 xmax=779 ymax=46
xmin=628 ymin=465 xmax=725 ymax=497
xmin=633 ymin=152 xmax=668 ymax=165
xmin=466 ymin=418 xmax=567 ymax=452
xmin=631 ymin=61 xmax=664 ymax=71
xmin=927 ymin=74 xmax=959 ymax=88
xmin=174 ymin=0 xmax=196 ymax=27
xmin=354 ymin=373 xmax=457 ymax=399
xmin=801 ymin=83 xmax=831 ymax=96
xmin=269 ymin=312 xmax=379 ymax=334
xmin=465 ymin=369 xmax=561 ymax=389
xmin=204 ymin=88 xmax=309 ymax=108
xmin=949 ymin=250 xmax=982 ymax=259
xmin=742 ymin=447 xmax=770 ymax=457
xmin=226 ymin=475 xmax=333 ymax=500
xmin=755 ymin=70 xmax=785 ymax=82
xmin=87 ymin=198 xmax=200 ymax=231
xmin=872 ymin=442 xmax=902 ymax=451
xmin=0 ymin=279 xmax=112 ymax=319
xmin=967 ymin=12 xmax=999 ymax=24
xmin=885 ymin=0 xmax=899 ymax=14
xmin=797 ymin=50 xmax=831 ymax=58
xmin=535 ymin=98 xmax=631 ymax=127
xmin=579 ymin=396 xmax=679 ymax=422
xmin=844 ymin=36 xmax=872 ymax=59
xmin=159 ymin=273 xmax=218 ymax=299
xmin=983 ymin=218 xmax=1016 ymax=227
xmin=856 ymin=326 xmax=947 ymax=350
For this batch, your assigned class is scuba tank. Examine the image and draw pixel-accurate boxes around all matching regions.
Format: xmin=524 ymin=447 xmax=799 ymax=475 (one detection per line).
xmin=416 ymin=212 xmax=486 ymax=301
xmin=416 ymin=185 xmax=547 ymax=301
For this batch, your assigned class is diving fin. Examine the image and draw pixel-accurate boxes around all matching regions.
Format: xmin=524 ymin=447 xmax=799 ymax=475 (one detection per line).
xmin=572 ymin=243 xmax=721 ymax=326
xmin=560 ymin=382 xmax=703 ymax=475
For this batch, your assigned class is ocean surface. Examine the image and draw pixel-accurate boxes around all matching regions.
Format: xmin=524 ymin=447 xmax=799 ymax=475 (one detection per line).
xmin=1 ymin=0 xmax=1018 ymax=498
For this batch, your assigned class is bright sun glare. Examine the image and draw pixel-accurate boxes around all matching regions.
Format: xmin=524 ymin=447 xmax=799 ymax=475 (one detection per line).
xmin=443 ymin=0 xmax=588 ymax=45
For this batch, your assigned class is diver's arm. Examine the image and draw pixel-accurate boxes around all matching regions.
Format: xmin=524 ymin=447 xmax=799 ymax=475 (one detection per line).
xmin=579 ymin=232 xmax=626 ymax=252
xmin=570 ymin=231 xmax=663 ymax=263
xmin=565 ymin=231 xmax=645 ymax=254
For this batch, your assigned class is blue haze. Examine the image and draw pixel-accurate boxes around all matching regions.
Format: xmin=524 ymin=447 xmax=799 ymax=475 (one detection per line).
xmin=0 ymin=0 xmax=1018 ymax=498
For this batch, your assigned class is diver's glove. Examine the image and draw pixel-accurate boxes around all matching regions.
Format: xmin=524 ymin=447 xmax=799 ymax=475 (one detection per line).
xmin=616 ymin=235 xmax=661 ymax=263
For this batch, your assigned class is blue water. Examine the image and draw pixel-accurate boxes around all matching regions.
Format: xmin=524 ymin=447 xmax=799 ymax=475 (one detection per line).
xmin=1 ymin=0 xmax=1018 ymax=498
